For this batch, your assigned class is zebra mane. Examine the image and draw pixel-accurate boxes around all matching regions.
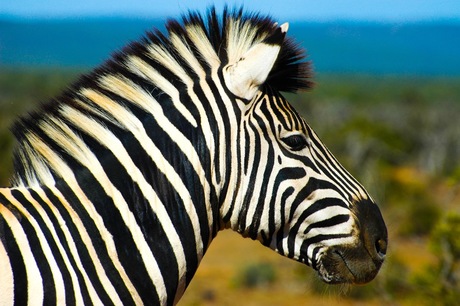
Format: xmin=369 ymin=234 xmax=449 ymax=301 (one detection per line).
xmin=132 ymin=6 xmax=313 ymax=93
xmin=10 ymin=7 xmax=313 ymax=186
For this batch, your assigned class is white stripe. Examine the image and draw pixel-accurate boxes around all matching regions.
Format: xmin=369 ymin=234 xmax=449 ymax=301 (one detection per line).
xmin=226 ymin=18 xmax=259 ymax=64
xmin=0 ymin=205 xmax=15 ymax=306
xmin=14 ymin=141 xmax=55 ymax=187
xmin=244 ymin=130 xmax=271 ymax=231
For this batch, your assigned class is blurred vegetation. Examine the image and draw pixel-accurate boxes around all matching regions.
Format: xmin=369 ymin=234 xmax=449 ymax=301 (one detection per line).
xmin=0 ymin=68 xmax=82 ymax=185
xmin=411 ymin=211 xmax=460 ymax=306
xmin=1 ymin=69 xmax=459 ymax=305
xmin=234 ymin=262 xmax=277 ymax=288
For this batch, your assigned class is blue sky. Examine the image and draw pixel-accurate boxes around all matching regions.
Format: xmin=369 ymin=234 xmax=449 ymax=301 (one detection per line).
xmin=2 ymin=0 xmax=460 ymax=21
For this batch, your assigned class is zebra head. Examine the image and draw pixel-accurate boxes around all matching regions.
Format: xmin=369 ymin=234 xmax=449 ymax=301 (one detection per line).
xmin=220 ymin=14 xmax=387 ymax=285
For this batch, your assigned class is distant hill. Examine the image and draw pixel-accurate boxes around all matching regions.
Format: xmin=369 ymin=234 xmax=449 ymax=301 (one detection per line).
xmin=1 ymin=18 xmax=459 ymax=76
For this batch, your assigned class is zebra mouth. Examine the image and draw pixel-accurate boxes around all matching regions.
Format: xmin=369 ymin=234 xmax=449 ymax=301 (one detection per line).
xmin=317 ymin=244 xmax=384 ymax=284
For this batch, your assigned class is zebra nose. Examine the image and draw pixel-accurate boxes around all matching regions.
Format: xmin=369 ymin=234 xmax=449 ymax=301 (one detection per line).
xmin=353 ymin=199 xmax=388 ymax=263
xmin=375 ymin=237 xmax=387 ymax=257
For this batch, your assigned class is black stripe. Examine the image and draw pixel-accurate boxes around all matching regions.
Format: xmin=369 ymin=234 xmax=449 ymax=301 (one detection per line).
xmin=303 ymin=214 xmax=350 ymax=235
xmin=243 ymin=122 xmax=251 ymax=175
xmin=301 ymin=233 xmax=352 ymax=251
xmin=0 ymin=194 xmax=28 ymax=306
xmin=10 ymin=190 xmax=57 ymax=305
xmin=310 ymin=247 xmax=322 ymax=269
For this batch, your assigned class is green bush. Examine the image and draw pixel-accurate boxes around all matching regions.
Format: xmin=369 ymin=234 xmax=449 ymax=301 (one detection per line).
xmin=234 ymin=262 xmax=276 ymax=288
xmin=410 ymin=212 xmax=460 ymax=306
xmin=382 ymin=168 xmax=442 ymax=236
xmin=398 ymin=198 xmax=441 ymax=237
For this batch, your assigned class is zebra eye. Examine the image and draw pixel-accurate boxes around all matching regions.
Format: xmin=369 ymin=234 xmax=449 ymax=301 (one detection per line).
xmin=281 ymin=134 xmax=308 ymax=151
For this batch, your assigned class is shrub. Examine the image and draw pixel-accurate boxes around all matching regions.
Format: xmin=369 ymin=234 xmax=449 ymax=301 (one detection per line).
xmin=234 ymin=262 xmax=276 ymax=288
xmin=410 ymin=212 xmax=460 ymax=306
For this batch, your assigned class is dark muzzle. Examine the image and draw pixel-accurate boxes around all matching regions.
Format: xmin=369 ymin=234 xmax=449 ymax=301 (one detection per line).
xmin=319 ymin=199 xmax=388 ymax=284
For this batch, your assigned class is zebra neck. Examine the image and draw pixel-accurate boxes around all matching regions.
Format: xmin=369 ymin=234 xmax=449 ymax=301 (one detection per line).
xmin=8 ymin=61 xmax=238 ymax=304
xmin=4 ymin=93 xmax=225 ymax=303
xmin=48 ymin=136 xmax=216 ymax=303
xmin=1 ymin=169 xmax=216 ymax=305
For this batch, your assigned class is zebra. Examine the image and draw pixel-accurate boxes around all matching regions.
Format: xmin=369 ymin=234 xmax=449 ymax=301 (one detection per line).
xmin=0 ymin=7 xmax=388 ymax=306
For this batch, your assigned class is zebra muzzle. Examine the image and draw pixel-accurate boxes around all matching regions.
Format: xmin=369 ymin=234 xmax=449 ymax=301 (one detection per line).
xmin=318 ymin=199 xmax=388 ymax=284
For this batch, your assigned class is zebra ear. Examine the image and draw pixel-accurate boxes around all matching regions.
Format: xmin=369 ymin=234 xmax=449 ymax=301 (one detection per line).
xmin=224 ymin=23 xmax=288 ymax=100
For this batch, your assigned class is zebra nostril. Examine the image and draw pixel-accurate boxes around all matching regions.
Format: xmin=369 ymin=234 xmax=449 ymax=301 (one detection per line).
xmin=375 ymin=238 xmax=387 ymax=257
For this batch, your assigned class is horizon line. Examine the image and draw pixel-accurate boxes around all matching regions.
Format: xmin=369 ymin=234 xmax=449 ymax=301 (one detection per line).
xmin=2 ymin=13 xmax=460 ymax=24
